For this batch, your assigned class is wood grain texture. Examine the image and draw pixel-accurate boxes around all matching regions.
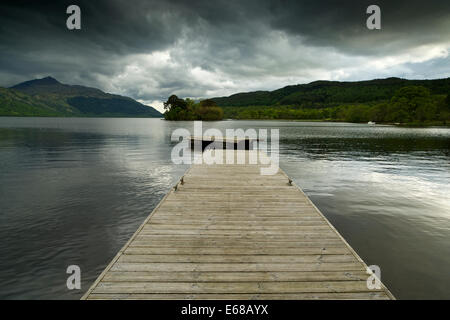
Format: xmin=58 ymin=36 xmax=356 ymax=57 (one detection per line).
xmin=82 ymin=150 xmax=394 ymax=300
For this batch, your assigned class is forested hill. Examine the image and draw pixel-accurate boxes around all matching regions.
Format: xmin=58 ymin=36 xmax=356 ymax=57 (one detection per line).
xmin=212 ymin=78 xmax=450 ymax=107
xmin=0 ymin=76 xmax=162 ymax=117
xmin=211 ymin=78 xmax=450 ymax=124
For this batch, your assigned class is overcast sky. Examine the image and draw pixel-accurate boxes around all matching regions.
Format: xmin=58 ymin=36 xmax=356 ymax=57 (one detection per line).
xmin=1 ymin=0 xmax=449 ymax=112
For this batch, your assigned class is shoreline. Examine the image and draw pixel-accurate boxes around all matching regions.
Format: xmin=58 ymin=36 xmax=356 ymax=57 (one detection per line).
xmin=1 ymin=115 xmax=449 ymax=127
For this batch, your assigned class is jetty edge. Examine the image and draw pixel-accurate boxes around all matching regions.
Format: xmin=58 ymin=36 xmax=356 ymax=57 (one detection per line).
xmin=82 ymin=149 xmax=394 ymax=300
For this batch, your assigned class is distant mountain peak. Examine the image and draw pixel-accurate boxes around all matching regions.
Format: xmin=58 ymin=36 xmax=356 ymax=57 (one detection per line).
xmin=40 ymin=76 xmax=60 ymax=84
xmin=4 ymin=76 xmax=162 ymax=117
xmin=11 ymin=76 xmax=61 ymax=90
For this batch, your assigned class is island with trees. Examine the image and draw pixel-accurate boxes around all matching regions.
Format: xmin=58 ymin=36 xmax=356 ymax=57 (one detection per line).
xmin=163 ymin=95 xmax=223 ymax=121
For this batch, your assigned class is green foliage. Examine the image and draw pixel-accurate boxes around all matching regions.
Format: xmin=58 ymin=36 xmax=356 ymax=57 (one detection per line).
xmin=213 ymin=77 xmax=450 ymax=107
xmin=196 ymin=99 xmax=223 ymax=121
xmin=213 ymin=78 xmax=450 ymax=125
xmin=163 ymin=96 xmax=224 ymax=121
xmin=164 ymin=95 xmax=195 ymax=120
xmin=164 ymin=95 xmax=188 ymax=111
xmin=0 ymin=87 xmax=63 ymax=117
xmin=221 ymin=86 xmax=450 ymax=125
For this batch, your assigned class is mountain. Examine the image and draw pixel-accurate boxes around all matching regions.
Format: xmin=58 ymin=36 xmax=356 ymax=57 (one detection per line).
xmin=0 ymin=86 xmax=63 ymax=117
xmin=212 ymin=77 xmax=450 ymax=107
xmin=0 ymin=76 xmax=162 ymax=117
xmin=211 ymin=77 xmax=450 ymax=124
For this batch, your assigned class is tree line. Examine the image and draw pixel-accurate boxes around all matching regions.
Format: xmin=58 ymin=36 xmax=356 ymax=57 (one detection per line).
xmin=222 ymin=86 xmax=450 ymax=125
xmin=163 ymin=95 xmax=224 ymax=121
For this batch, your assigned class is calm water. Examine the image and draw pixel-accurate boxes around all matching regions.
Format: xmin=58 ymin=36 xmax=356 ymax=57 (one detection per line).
xmin=0 ymin=118 xmax=449 ymax=299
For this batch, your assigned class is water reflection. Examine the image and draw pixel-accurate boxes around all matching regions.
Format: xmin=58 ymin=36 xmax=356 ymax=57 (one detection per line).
xmin=0 ymin=118 xmax=449 ymax=299
xmin=0 ymin=119 xmax=187 ymax=299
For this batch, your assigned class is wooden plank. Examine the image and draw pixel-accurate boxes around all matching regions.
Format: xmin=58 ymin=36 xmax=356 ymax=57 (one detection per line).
xmin=102 ymin=271 xmax=369 ymax=282
xmin=133 ymin=235 xmax=341 ymax=242
xmin=117 ymin=254 xmax=357 ymax=263
xmin=87 ymin=292 xmax=390 ymax=300
xmin=109 ymin=262 xmax=365 ymax=272
xmin=82 ymin=150 xmax=394 ymax=300
xmin=141 ymin=224 xmax=330 ymax=230
xmin=139 ymin=228 xmax=335 ymax=235
xmin=92 ymin=281 xmax=382 ymax=294
xmin=129 ymin=240 xmax=348 ymax=248
xmin=123 ymin=246 xmax=352 ymax=255
xmin=148 ymin=219 xmax=327 ymax=226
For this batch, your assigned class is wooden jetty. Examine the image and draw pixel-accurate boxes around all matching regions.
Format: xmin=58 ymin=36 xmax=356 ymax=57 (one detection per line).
xmin=82 ymin=149 xmax=394 ymax=300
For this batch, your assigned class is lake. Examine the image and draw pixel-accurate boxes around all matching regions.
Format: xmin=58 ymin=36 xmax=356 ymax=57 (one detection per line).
xmin=0 ymin=117 xmax=449 ymax=299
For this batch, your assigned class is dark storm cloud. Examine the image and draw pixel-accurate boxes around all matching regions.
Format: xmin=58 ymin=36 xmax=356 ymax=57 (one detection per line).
xmin=0 ymin=0 xmax=189 ymax=81
xmin=269 ymin=0 xmax=450 ymax=54
xmin=0 ymin=0 xmax=449 ymax=108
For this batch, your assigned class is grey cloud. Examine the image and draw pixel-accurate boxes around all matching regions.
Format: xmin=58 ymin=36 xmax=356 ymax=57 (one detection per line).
xmin=268 ymin=0 xmax=450 ymax=54
xmin=0 ymin=0 xmax=449 ymax=105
